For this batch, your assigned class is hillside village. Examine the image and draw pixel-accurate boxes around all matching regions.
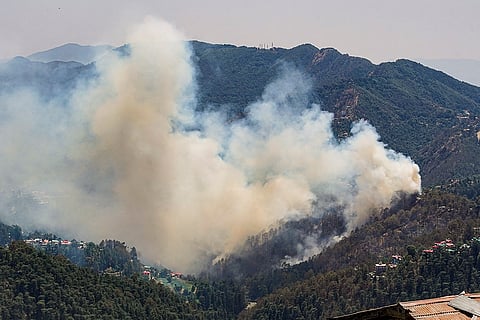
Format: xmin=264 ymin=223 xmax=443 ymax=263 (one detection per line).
xmin=22 ymin=235 xmax=194 ymax=296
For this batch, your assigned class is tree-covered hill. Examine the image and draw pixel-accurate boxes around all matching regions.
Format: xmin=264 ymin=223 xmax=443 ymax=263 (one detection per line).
xmin=0 ymin=222 xmax=247 ymax=319
xmin=236 ymin=189 xmax=480 ymax=319
xmin=239 ymin=237 xmax=480 ymax=319
xmin=3 ymin=189 xmax=480 ymax=319
xmin=0 ymin=241 xmax=235 ymax=319
xmin=190 ymin=41 xmax=480 ymax=187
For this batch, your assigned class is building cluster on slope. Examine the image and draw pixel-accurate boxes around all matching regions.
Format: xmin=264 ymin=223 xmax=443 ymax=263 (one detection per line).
xmin=374 ymin=238 xmax=475 ymax=276
xmin=24 ymin=238 xmax=86 ymax=249
xmin=422 ymin=238 xmax=458 ymax=254
xmin=374 ymin=255 xmax=403 ymax=276
xmin=256 ymin=42 xmax=275 ymax=50
xmin=141 ymin=265 xmax=183 ymax=281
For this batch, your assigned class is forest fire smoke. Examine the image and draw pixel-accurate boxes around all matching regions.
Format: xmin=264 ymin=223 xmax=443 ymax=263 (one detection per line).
xmin=0 ymin=18 xmax=421 ymax=273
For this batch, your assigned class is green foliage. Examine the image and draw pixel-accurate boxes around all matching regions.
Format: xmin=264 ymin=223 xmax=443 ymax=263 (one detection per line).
xmin=438 ymin=175 xmax=480 ymax=200
xmin=84 ymin=239 xmax=143 ymax=276
xmin=194 ymin=280 xmax=246 ymax=318
xmin=191 ymin=42 xmax=480 ymax=187
xmin=0 ymin=241 xmax=234 ymax=319
xmin=20 ymin=233 xmax=143 ymax=276
xmin=235 ymin=189 xmax=480 ymax=319
xmin=239 ymin=235 xmax=480 ymax=319
xmin=0 ymin=222 xmax=22 ymax=246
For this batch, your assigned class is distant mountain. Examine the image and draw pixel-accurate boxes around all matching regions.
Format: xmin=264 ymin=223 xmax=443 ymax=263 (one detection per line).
xmin=190 ymin=41 xmax=480 ymax=186
xmin=27 ymin=43 xmax=113 ymax=64
xmin=419 ymin=58 xmax=480 ymax=87
xmin=0 ymin=56 xmax=96 ymax=100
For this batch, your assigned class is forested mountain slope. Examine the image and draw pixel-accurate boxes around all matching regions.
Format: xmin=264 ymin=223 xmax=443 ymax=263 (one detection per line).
xmin=238 ymin=189 xmax=480 ymax=319
xmin=2 ymin=42 xmax=480 ymax=186
xmin=0 ymin=241 xmax=239 ymax=319
xmin=190 ymin=41 xmax=480 ymax=186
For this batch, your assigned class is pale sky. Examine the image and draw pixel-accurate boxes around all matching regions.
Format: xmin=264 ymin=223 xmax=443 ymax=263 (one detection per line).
xmin=1 ymin=0 xmax=479 ymax=64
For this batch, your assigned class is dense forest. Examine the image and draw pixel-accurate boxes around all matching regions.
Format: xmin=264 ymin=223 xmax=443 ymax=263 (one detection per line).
xmin=0 ymin=240 xmax=253 ymax=319
xmin=0 ymin=223 xmax=246 ymax=319
xmin=3 ymin=187 xmax=480 ymax=319
xmin=234 ymin=189 xmax=480 ymax=319
xmin=204 ymin=190 xmax=478 ymax=300
xmin=238 ymin=236 xmax=480 ymax=319
xmin=0 ymin=241 xmax=207 ymax=319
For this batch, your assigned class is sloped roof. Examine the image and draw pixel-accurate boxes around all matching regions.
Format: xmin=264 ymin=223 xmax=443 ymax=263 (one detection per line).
xmin=330 ymin=293 xmax=480 ymax=320
xmin=448 ymin=294 xmax=480 ymax=317
xmin=400 ymin=293 xmax=480 ymax=319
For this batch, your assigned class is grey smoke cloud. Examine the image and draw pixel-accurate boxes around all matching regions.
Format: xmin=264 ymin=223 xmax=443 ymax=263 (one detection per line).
xmin=0 ymin=17 xmax=421 ymax=273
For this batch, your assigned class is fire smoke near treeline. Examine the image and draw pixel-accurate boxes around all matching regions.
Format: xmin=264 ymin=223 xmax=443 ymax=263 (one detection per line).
xmin=0 ymin=18 xmax=421 ymax=273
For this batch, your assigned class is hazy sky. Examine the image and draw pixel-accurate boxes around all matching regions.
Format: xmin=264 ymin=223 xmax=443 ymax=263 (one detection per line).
xmin=1 ymin=0 xmax=479 ymax=63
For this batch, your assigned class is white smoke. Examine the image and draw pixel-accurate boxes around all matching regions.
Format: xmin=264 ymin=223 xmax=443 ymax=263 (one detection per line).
xmin=0 ymin=17 xmax=421 ymax=273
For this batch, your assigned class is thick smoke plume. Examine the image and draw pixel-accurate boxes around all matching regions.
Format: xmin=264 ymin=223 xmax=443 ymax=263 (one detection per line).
xmin=0 ymin=18 xmax=421 ymax=273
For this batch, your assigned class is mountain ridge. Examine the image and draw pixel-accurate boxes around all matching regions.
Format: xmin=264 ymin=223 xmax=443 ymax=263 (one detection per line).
xmin=27 ymin=43 xmax=113 ymax=65
xmin=3 ymin=41 xmax=480 ymax=187
xmin=189 ymin=41 xmax=480 ymax=186
xmin=419 ymin=58 xmax=480 ymax=87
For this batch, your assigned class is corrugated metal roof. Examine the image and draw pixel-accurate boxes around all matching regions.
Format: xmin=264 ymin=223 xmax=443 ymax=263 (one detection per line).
xmin=330 ymin=293 xmax=480 ymax=319
xmin=400 ymin=294 xmax=480 ymax=319
xmin=414 ymin=313 xmax=470 ymax=320
xmin=448 ymin=295 xmax=480 ymax=316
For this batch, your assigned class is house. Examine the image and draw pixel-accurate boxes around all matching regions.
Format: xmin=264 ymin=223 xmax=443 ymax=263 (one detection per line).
xmin=142 ymin=270 xmax=152 ymax=280
xmin=390 ymin=255 xmax=403 ymax=268
xmin=375 ymin=263 xmax=387 ymax=275
xmin=329 ymin=293 xmax=480 ymax=319
xmin=171 ymin=272 xmax=183 ymax=279
xmin=391 ymin=255 xmax=402 ymax=264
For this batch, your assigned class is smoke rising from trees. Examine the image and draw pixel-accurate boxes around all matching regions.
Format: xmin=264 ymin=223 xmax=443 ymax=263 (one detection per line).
xmin=0 ymin=18 xmax=421 ymax=273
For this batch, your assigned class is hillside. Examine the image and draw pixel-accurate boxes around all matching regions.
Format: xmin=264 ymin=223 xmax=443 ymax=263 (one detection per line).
xmin=3 ymin=188 xmax=480 ymax=319
xmin=239 ymin=236 xmax=480 ymax=319
xmin=236 ymin=189 xmax=480 ymax=319
xmin=2 ymin=42 xmax=479 ymax=186
xmin=0 ymin=221 xmax=246 ymax=319
xmin=190 ymin=42 xmax=480 ymax=187
xmin=0 ymin=241 xmax=215 ymax=319
xmin=0 ymin=56 xmax=95 ymax=100
xmin=206 ymin=189 xmax=476 ymax=293
xmin=419 ymin=58 xmax=480 ymax=87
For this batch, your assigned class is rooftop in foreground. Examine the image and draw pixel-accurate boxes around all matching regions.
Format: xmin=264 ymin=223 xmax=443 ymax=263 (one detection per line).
xmin=330 ymin=293 xmax=480 ymax=320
